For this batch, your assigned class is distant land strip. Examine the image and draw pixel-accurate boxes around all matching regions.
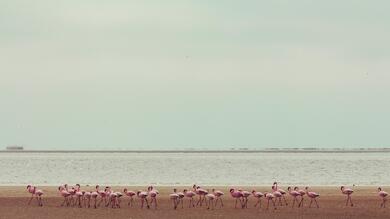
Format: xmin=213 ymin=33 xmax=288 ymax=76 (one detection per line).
xmin=2 ymin=148 xmax=390 ymax=153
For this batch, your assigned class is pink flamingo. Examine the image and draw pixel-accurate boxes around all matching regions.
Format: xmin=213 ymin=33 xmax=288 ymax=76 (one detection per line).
xmin=108 ymin=191 xmax=118 ymax=208
xmin=74 ymin=184 xmax=83 ymax=208
xmin=273 ymin=182 xmax=288 ymax=205
xmin=295 ymin=187 xmax=306 ymax=207
xmin=272 ymin=186 xmax=283 ymax=206
xmin=341 ymin=186 xmax=354 ymax=207
xmin=58 ymin=185 xmax=71 ymax=207
xmin=27 ymin=185 xmax=43 ymax=206
xmin=104 ymin=186 xmax=113 ymax=207
xmin=194 ymin=185 xmax=208 ymax=206
xmin=96 ymin=185 xmax=108 ymax=207
xmin=66 ymin=185 xmax=76 ymax=206
xmin=137 ymin=190 xmax=150 ymax=209
xmin=205 ymin=193 xmax=216 ymax=210
xmin=123 ymin=188 xmax=136 ymax=207
xmin=229 ymin=188 xmax=243 ymax=208
xmin=287 ymin=187 xmax=300 ymax=208
xmin=91 ymin=190 xmax=99 ymax=208
xmin=115 ymin=192 xmax=123 ymax=208
xmin=183 ymin=189 xmax=196 ymax=208
xmin=251 ymin=190 xmax=264 ymax=208
xmin=148 ymin=186 xmax=159 ymax=209
xmin=83 ymin=191 xmax=91 ymax=208
xmin=264 ymin=192 xmax=276 ymax=210
xmin=378 ymin=187 xmax=388 ymax=208
xmin=169 ymin=189 xmax=180 ymax=210
xmin=176 ymin=191 xmax=185 ymax=209
xmin=240 ymin=189 xmax=251 ymax=208
xmin=305 ymin=187 xmax=320 ymax=208
xmin=212 ymin=189 xmax=224 ymax=208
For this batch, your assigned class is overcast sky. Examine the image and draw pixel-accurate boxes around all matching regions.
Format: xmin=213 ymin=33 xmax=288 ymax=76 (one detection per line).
xmin=1 ymin=0 xmax=389 ymax=150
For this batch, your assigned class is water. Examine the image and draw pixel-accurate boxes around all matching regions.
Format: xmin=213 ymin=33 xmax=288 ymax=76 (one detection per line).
xmin=0 ymin=152 xmax=389 ymax=186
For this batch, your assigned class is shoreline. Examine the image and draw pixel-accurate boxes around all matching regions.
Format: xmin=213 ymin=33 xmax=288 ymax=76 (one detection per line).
xmin=1 ymin=186 xmax=389 ymax=219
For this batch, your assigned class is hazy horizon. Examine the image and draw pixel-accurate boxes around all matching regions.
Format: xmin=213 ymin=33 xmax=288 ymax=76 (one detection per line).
xmin=1 ymin=1 xmax=390 ymax=150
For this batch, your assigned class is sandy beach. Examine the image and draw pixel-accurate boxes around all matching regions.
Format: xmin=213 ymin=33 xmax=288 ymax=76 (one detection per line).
xmin=0 ymin=186 xmax=389 ymax=219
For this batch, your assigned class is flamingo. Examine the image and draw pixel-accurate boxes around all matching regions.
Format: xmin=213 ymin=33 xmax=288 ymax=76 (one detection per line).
xmin=63 ymin=184 xmax=75 ymax=206
xmin=305 ymin=187 xmax=320 ymax=208
xmin=378 ymin=187 xmax=388 ymax=208
xmin=251 ymin=190 xmax=263 ymax=208
xmin=148 ymin=186 xmax=159 ymax=209
xmin=273 ymin=182 xmax=288 ymax=205
xmin=115 ymin=192 xmax=123 ymax=208
xmin=272 ymin=186 xmax=283 ymax=206
xmin=83 ymin=191 xmax=91 ymax=208
xmin=170 ymin=189 xmax=180 ymax=210
xmin=58 ymin=185 xmax=71 ymax=207
xmin=137 ymin=190 xmax=150 ymax=209
xmin=123 ymin=188 xmax=136 ymax=207
xmin=108 ymin=191 xmax=118 ymax=208
xmin=287 ymin=187 xmax=300 ymax=208
xmin=183 ymin=189 xmax=196 ymax=208
xmin=27 ymin=185 xmax=43 ymax=206
xmin=341 ymin=186 xmax=354 ymax=207
xmin=205 ymin=193 xmax=216 ymax=210
xmin=65 ymin=185 xmax=76 ymax=206
xmin=74 ymin=184 xmax=83 ymax=208
xmin=193 ymin=185 xmax=208 ymax=206
xmin=229 ymin=188 xmax=243 ymax=208
xmin=295 ymin=187 xmax=306 ymax=207
xmin=176 ymin=191 xmax=185 ymax=209
xmin=104 ymin=187 xmax=113 ymax=207
xmin=91 ymin=190 xmax=99 ymax=208
xmin=212 ymin=189 xmax=224 ymax=208
xmin=96 ymin=185 xmax=108 ymax=207
xmin=264 ymin=192 xmax=276 ymax=210
xmin=240 ymin=189 xmax=251 ymax=208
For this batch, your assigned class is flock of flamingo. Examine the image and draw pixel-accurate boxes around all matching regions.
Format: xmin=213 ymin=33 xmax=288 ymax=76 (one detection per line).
xmin=26 ymin=182 xmax=388 ymax=210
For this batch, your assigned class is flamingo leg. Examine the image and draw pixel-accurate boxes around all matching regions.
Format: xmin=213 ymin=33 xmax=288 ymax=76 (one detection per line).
xmin=349 ymin=196 xmax=353 ymax=207
xmin=314 ymin=198 xmax=319 ymax=208
xmin=267 ymin=199 xmax=270 ymax=210
xmin=298 ymin=197 xmax=304 ymax=207
xmin=283 ymin=195 xmax=288 ymax=206
xmin=196 ymin=195 xmax=201 ymax=206
xmin=273 ymin=199 xmax=277 ymax=210
xmin=309 ymin=199 xmax=313 ymax=208
xmin=173 ymin=199 xmax=177 ymax=209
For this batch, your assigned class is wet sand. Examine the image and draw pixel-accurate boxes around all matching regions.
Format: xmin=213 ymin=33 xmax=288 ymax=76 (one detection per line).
xmin=0 ymin=186 xmax=389 ymax=219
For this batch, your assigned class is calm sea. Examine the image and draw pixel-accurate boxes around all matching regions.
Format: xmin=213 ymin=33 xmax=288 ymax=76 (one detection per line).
xmin=0 ymin=152 xmax=389 ymax=186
